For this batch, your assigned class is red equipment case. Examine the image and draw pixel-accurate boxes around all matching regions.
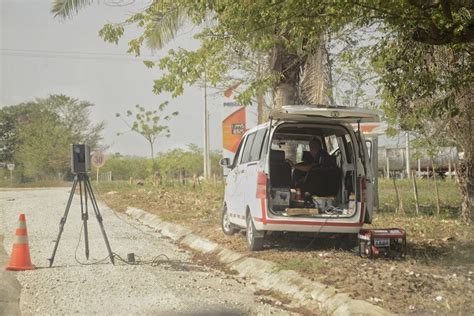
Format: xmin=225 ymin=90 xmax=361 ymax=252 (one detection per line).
xmin=358 ymin=228 xmax=406 ymax=258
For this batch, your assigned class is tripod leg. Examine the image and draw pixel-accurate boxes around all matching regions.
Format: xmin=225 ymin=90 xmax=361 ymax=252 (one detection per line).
xmin=48 ymin=177 xmax=78 ymax=267
xmin=79 ymin=175 xmax=90 ymax=260
xmin=84 ymin=177 xmax=115 ymax=265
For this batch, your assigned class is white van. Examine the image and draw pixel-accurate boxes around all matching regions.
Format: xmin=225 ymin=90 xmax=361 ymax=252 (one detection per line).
xmin=220 ymin=105 xmax=379 ymax=250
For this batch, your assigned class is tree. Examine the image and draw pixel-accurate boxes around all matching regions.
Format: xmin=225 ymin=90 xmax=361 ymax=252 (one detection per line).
xmin=0 ymin=102 xmax=36 ymax=163
xmin=373 ymin=37 xmax=472 ymax=221
xmin=14 ymin=109 xmax=71 ymax=180
xmin=52 ymin=0 xmax=337 ymax=110
xmin=1 ymin=95 xmax=104 ymax=181
xmin=39 ymin=94 xmax=105 ymax=147
xmin=116 ymin=102 xmax=178 ymax=172
xmin=51 ymin=0 xmax=473 ymax=221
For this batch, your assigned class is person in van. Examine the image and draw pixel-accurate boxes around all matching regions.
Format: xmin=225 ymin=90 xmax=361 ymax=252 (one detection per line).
xmin=294 ymin=137 xmax=329 ymax=172
xmin=289 ymin=137 xmax=330 ymax=188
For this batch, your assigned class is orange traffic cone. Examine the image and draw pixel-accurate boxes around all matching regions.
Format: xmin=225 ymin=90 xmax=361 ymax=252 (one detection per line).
xmin=6 ymin=214 xmax=35 ymax=271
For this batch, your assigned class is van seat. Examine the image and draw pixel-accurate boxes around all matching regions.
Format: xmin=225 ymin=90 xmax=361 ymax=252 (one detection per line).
xmin=302 ymin=151 xmax=312 ymax=163
xmin=270 ymin=150 xmax=292 ymax=188
xmin=320 ymin=156 xmax=337 ymax=167
xmin=301 ymin=167 xmax=341 ymax=197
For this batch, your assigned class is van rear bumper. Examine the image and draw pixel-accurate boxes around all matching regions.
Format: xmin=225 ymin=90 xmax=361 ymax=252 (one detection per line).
xmin=253 ymin=219 xmax=362 ymax=234
xmin=253 ymin=199 xmax=366 ymax=234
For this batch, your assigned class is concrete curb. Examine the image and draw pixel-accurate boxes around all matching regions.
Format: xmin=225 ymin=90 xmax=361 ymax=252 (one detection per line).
xmin=126 ymin=207 xmax=392 ymax=315
xmin=0 ymin=234 xmax=21 ymax=316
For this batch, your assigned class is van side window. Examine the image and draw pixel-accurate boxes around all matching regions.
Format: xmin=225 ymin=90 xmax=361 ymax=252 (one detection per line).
xmin=232 ymin=137 xmax=245 ymax=167
xmin=249 ymin=129 xmax=267 ymax=162
xmin=324 ymin=135 xmax=339 ymax=154
xmin=241 ymin=132 xmax=256 ymax=164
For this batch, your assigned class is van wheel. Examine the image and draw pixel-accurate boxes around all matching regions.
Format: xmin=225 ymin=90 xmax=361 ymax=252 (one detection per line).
xmin=221 ymin=205 xmax=237 ymax=236
xmin=246 ymin=215 xmax=264 ymax=251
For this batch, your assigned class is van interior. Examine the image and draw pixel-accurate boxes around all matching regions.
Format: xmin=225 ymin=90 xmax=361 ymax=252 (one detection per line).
xmin=268 ymin=123 xmax=358 ymax=218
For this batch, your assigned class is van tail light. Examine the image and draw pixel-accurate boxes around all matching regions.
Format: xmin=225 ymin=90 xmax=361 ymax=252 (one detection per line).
xmin=360 ymin=176 xmax=367 ymax=203
xmin=256 ymin=172 xmax=267 ymax=199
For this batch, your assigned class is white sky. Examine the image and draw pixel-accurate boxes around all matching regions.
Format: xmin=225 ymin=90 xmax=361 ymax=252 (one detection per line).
xmin=1 ymin=0 xmax=256 ymax=156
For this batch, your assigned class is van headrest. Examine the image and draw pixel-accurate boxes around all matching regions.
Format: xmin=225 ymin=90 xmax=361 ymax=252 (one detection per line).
xmin=270 ymin=150 xmax=285 ymax=162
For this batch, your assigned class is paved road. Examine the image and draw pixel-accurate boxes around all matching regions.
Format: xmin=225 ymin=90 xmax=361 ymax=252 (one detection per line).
xmin=1 ymin=188 xmax=292 ymax=315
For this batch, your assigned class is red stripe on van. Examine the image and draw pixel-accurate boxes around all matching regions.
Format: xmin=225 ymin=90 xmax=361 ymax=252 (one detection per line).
xmin=256 ymin=219 xmax=362 ymax=227
xmin=256 ymin=202 xmax=365 ymax=227
xmin=260 ymin=198 xmax=267 ymax=224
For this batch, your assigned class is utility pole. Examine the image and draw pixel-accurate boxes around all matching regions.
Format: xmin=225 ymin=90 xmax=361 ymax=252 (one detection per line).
xmin=406 ymin=132 xmax=411 ymax=179
xmin=203 ymin=70 xmax=211 ymax=179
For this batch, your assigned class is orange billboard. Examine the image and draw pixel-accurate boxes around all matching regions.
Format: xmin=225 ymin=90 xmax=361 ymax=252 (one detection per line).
xmin=222 ymin=107 xmax=246 ymax=153
xmin=351 ymin=122 xmax=385 ymax=135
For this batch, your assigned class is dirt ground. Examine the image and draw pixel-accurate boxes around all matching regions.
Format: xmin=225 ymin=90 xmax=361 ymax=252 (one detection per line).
xmin=1 ymin=188 xmax=297 ymax=315
xmin=96 ymin=181 xmax=474 ymax=315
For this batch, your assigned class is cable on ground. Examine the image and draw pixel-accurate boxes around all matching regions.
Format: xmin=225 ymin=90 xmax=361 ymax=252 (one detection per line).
xmin=73 ymin=222 xmax=174 ymax=267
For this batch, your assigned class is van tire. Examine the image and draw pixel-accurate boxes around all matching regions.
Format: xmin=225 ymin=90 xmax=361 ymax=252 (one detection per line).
xmin=246 ymin=215 xmax=264 ymax=251
xmin=221 ymin=205 xmax=237 ymax=236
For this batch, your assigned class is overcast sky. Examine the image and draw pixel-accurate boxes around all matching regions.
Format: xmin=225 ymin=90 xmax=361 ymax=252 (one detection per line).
xmin=1 ymin=0 xmax=257 ymax=156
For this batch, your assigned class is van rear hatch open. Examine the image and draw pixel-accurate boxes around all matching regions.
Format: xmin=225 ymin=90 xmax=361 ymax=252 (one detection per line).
xmin=271 ymin=105 xmax=380 ymax=123
xmin=266 ymin=105 xmax=380 ymax=221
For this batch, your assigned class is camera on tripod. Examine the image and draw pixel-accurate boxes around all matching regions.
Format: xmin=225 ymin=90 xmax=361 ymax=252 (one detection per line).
xmin=49 ymin=144 xmax=115 ymax=267
xmin=71 ymin=144 xmax=90 ymax=174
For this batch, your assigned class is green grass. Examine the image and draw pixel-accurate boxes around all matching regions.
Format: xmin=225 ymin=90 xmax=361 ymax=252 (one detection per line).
xmin=275 ymin=257 xmax=324 ymax=274
xmin=378 ymin=178 xmax=461 ymax=217
xmin=3 ymin=176 xmax=462 ymax=220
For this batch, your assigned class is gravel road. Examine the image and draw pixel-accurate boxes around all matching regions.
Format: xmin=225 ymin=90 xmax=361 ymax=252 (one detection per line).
xmin=1 ymin=188 xmax=293 ymax=315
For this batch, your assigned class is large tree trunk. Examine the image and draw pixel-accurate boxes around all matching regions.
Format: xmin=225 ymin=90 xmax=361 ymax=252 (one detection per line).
xmin=450 ymin=90 xmax=473 ymax=223
xmin=270 ymin=44 xmax=301 ymax=162
xmin=274 ymin=83 xmax=297 ymax=108
xmin=270 ymin=40 xmax=329 ymax=161
xmin=271 ymin=44 xmax=301 ymax=110
xmin=456 ymin=158 xmax=474 ymax=223
xmin=256 ymin=89 xmax=266 ymax=124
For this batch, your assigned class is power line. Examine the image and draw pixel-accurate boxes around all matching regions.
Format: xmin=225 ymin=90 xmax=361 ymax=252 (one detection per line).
xmin=1 ymin=48 xmax=156 ymax=57
xmin=0 ymin=48 xmax=159 ymax=62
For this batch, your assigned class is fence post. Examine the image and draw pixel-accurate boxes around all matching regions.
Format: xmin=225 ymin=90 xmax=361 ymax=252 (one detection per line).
xmin=385 ymin=148 xmax=390 ymax=179
xmin=448 ymin=157 xmax=452 ymax=180
xmin=411 ymin=171 xmax=420 ymax=216
xmin=433 ymin=161 xmax=441 ymax=216
xmin=405 ymin=132 xmax=411 ymax=179
xmin=392 ymin=178 xmax=403 ymax=214
xmin=417 ymin=158 xmax=421 ymax=178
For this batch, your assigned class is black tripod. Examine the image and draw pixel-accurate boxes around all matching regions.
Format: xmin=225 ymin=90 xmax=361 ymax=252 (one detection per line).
xmin=48 ymin=173 xmax=115 ymax=267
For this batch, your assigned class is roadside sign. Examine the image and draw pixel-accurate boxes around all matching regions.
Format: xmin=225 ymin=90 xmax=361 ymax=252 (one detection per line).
xmin=91 ymin=151 xmax=106 ymax=168
xmin=7 ymin=163 xmax=15 ymax=171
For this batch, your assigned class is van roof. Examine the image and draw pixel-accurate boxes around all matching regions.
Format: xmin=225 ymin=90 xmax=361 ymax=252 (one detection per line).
xmin=270 ymin=105 xmax=380 ymax=123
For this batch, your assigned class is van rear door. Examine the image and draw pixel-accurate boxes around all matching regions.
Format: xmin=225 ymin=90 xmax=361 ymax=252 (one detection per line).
xmin=356 ymin=130 xmax=375 ymax=223
xmin=365 ymin=136 xmax=379 ymax=210
xmin=271 ymin=105 xmax=379 ymax=123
